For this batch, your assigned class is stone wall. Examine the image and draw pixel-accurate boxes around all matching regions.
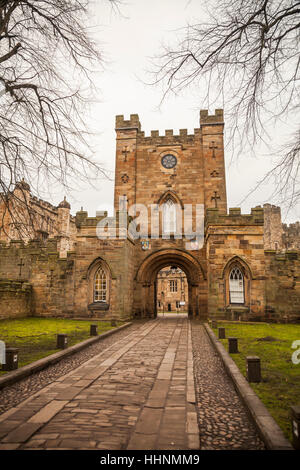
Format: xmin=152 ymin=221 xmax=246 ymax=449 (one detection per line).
xmin=114 ymin=109 xmax=227 ymax=222
xmin=0 ymin=208 xmax=299 ymax=322
xmin=263 ymin=204 xmax=283 ymax=250
xmin=0 ymin=239 xmax=73 ymax=318
xmin=265 ymin=250 xmax=300 ymax=321
xmin=0 ymin=280 xmax=32 ymax=319
xmin=205 ymin=207 xmax=266 ymax=319
xmin=0 ymin=181 xmax=76 ymax=258
xmin=282 ymin=222 xmax=300 ymax=251
xmin=263 ymin=203 xmax=300 ymax=252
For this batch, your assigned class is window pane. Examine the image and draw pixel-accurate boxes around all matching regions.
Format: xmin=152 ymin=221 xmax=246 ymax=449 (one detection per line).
xmin=229 ymin=267 xmax=244 ymax=304
xmin=169 ymin=280 xmax=178 ymax=292
xmin=163 ymin=199 xmax=176 ymax=234
xmin=94 ymin=267 xmax=107 ymax=302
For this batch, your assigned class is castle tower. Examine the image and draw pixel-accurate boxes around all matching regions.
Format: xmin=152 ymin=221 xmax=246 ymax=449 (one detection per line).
xmin=114 ymin=110 xmax=227 ymax=220
xmin=201 ymin=109 xmax=227 ymax=213
xmin=57 ymin=196 xmax=71 ymax=258
xmin=114 ymin=114 xmax=141 ymax=210
xmin=263 ymin=203 xmax=283 ymax=251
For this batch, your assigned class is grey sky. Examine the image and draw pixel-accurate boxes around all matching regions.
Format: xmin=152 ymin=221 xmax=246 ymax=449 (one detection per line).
xmin=54 ymin=0 xmax=299 ymax=224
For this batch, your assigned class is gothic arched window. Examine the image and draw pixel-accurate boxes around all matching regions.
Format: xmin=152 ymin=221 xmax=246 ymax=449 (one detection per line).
xmin=94 ymin=267 xmax=107 ymax=302
xmin=229 ymin=267 xmax=244 ymax=304
xmin=163 ymin=198 xmax=176 ymax=234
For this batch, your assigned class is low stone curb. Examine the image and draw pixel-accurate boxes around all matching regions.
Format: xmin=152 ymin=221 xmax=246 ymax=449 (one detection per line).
xmin=0 ymin=322 xmax=132 ymax=391
xmin=204 ymin=323 xmax=293 ymax=450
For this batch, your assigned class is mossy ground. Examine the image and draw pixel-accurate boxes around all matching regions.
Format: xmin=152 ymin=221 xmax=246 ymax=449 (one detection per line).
xmin=0 ymin=317 xmax=123 ymax=376
xmin=212 ymin=321 xmax=300 ymax=443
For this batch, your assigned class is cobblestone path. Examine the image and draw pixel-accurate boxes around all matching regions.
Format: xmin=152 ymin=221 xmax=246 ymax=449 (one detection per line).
xmin=0 ymin=318 xmax=265 ymax=450
xmin=191 ymin=321 xmax=265 ymax=450
xmin=0 ymin=321 xmax=148 ymax=415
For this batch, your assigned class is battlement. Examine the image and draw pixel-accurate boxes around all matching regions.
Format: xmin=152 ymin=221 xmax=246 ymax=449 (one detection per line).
xmin=205 ymin=206 xmax=264 ymax=226
xmin=115 ymin=114 xmax=141 ymax=131
xmin=31 ymin=195 xmax=58 ymax=213
xmin=136 ymin=128 xmax=201 ymax=145
xmin=263 ymin=203 xmax=281 ymax=214
xmin=0 ymin=237 xmax=59 ymax=252
xmin=12 ymin=182 xmax=60 ymax=214
xmin=283 ymin=221 xmax=300 ymax=231
xmin=200 ymin=109 xmax=224 ymax=125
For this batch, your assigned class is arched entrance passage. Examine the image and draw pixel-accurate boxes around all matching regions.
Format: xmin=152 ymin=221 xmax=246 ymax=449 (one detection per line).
xmin=135 ymin=249 xmax=207 ymax=319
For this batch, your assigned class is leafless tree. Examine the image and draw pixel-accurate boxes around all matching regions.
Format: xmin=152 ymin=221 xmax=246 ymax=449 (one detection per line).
xmin=0 ymin=0 xmax=117 ymax=240
xmin=152 ymin=0 xmax=300 ymax=209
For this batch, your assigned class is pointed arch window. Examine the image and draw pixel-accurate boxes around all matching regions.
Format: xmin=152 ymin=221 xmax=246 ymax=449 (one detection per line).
xmin=229 ymin=267 xmax=244 ymax=304
xmin=163 ymin=198 xmax=177 ymax=234
xmin=94 ymin=267 xmax=107 ymax=302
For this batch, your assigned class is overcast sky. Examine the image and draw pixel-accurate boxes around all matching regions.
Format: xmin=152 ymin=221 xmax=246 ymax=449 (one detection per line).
xmin=54 ymin=0 xmax=299 ymax=225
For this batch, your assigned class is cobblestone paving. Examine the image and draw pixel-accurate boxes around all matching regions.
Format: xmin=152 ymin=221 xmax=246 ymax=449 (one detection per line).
xmin=0 ymin=318 xmax=198 ymax=450
xmin=191 ymin=321 xmax=265 ymax=450
xmin=0 ymin=320 xmax=147 ymax=415
xmin=0 ymin=319 xmax=266 ymax=450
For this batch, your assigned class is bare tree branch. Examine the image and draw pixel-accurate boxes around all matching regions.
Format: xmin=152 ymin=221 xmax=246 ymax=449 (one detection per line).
xmin=0 ymin=0 xmax=118 ymax=240
xmin=151 ymin=0 xmax=300 ymax=208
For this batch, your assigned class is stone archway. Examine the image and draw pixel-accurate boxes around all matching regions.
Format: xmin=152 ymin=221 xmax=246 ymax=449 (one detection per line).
xmin=134 ymin=249 xmax=207 ymax=319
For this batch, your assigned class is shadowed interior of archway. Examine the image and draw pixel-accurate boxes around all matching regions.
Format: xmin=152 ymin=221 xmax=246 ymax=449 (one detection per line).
xmin=134 ymin=248 xmax=206 ymax=319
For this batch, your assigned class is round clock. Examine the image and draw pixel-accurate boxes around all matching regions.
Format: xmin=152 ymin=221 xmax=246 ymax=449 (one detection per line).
xmin=161 ymin=154 xmax=177 ymax=169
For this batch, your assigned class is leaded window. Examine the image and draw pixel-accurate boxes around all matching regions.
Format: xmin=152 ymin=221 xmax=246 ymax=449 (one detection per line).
xmin=94 ymin=267 xmax=107 ymax=302
xmin=169 ymin=280 xmax=178 ymax=292
xmin=229 ymin=267 xmax=244 ymax=304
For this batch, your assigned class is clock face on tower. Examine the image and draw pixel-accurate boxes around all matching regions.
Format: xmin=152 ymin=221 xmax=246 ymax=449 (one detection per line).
xmin=161 ymin=154 xmax=177 ymax=169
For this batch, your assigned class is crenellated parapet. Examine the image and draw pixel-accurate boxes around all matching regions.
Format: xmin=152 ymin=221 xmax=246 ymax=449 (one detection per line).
xmin=137 ymin=128 xmax=200 ymax=145
xmin=75 ymin=210 xmax=107 ymax=228
xmin=205 ymin=206 xmax=264 ymax=229
xmin=75 ymin=209 xmax=133 ymax=232
xmin=282 ymin=221 xmax=300 ymax=251
xmin=115 ymin=114 xmax=141 ymax=131
xmin=31 ymin=195 xmax=58 ymax=214
xmin=200 ymin=109 xmax=224 ymax=125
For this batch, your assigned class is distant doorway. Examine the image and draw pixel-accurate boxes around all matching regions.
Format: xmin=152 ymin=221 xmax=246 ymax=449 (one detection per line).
xmin=135 ymin=248 xmax=206 ymax=319
xmin=156 ymin=265 xmax=188 ymax=317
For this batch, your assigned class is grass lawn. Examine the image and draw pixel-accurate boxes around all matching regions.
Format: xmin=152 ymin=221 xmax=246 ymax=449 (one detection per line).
xmin=212 ymin=321 xmax=300 ymax=443
xmin=0 ymin=317 xmax=123 ymax=376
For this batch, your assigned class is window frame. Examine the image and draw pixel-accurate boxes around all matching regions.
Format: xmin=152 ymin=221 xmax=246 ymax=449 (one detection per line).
xmin=94 ymin=266 xmax=108 ymax=303
xmin=169 ymin=279 xmax=178 ymax=292
xmin=229 ymin=266 xmax=245 ymax=305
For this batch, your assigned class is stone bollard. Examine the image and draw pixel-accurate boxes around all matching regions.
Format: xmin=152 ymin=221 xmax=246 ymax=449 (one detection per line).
xmin=228 ymin=337 xmax=238 ymax=354
xmin=211 ymin=320 xmax=217 ymax=329
xmin=246 ymin=356 xmax=261 ymax=383
xmin=290 ymin=406 xmax=300 ymax=450
xmin=56 ymin=334 xmax=68 ymax=350
xmin=90 ymin=324 xmax=98 ymax=336
xmin=218 ymin=327 xmax=226 ymax=339
xmin=2 ymin=347 xmax=19 ymax=371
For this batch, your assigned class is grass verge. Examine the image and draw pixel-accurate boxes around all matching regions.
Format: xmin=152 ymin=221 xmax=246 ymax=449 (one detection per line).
xmin=0 ymin=317 xmax=123 ymax=376
xmin=212 ymin=321 xmax=300 ymax=443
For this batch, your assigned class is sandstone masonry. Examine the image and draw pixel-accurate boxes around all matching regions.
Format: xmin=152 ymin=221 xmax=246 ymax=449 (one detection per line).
xmin=0 ymin=110 xmax=299 ymax=322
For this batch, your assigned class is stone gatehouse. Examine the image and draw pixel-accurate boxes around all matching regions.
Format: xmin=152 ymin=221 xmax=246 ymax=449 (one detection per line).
xmin=0 ymin=110 xmax=299 ymax=322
